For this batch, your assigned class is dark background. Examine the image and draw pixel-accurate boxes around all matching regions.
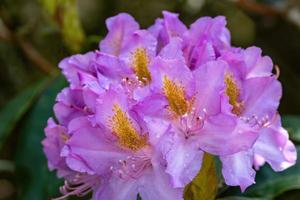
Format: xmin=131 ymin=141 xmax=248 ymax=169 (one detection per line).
xmin=0 ymin=0 xmax=299 ymax=199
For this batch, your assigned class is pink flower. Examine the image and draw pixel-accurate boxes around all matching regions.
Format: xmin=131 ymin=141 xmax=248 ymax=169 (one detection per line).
xmin=42 ymin=11 xmax=296 ymax=199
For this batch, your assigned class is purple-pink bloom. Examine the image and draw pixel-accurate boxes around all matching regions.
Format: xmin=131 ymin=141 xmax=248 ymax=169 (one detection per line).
xmin=61 ymin=86 xmax=183 ymax=199
xmin=42 ymin=11 xmax=296 ymax=200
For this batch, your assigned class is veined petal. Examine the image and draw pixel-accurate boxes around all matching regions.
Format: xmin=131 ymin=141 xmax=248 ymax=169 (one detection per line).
xmin=165 ymin=133 xmax=203 ymax=188
xmin=96 ymin=52 xmax=133 ymax=80
xmin=186 ymin=40 xmax=215 ymax=70
xmin=42 ymin=118 xmax=70 ymax=176
xmin=59 ymin=52 xmax=97 ymax=87
xmin=139 ymin=160 xmax=183 ymax=200
xmin=162 ymin=11 xmax=187 ymax=41
xmin=197 ymin=114 xmax=258 ymax=155
xmin=95 ymin=86 xmax=128 ymax=127
xmin=63 ymin=117 xmax=126 ymax=175
xmin=120 ymin=30 xmax=157 ymax=63
xmin=54 ymin=88 xmax=86 ymax=126
xmin=184 ymin=16 xmax=230 ymax=52
xmin=254 ymin=120 xmax=297 ymax=171
xmin=132 ymin=93 xmax=168 ymax=119
xmin=193 ymin=60 xmax=227 ymax=115
xmin=242 ymin=76 xmax=282 ymax=119
xmin=100 ymin=13 xmax=139 ymax=55
xmin=159 ymin=37 xmax=184 ymax=60
xmin=150 ymin=55 xmax=192 ymax=93
xmin=148 ymin=11 xmax=187 ymax=51
xmin=220 ymin=151 xmax=256 ymax=192
xmin=244 ymin=46 xmax=273 ymax=78
xmin=92 ymin=176 xmax=139 ymax=200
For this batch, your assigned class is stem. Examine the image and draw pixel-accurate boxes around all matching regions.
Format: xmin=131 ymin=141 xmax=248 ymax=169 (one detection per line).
xmin=0 ymin=17 xmax=58 ymax=76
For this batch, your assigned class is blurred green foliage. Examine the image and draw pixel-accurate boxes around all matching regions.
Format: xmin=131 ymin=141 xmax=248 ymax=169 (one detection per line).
xmin=0 ymin=0 xmax=300 ymax=200
xmin=15 ymin=76 xmax=66 ymax=200
xmin=40 ymin=0 xmax=85 ymax=52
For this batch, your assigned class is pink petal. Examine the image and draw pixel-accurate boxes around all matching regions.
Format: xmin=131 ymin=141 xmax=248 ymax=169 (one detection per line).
xmin=100 ymin=13 xmax=139 ymax=55
xmin=221 ymin=150 xmax=256 ymax=192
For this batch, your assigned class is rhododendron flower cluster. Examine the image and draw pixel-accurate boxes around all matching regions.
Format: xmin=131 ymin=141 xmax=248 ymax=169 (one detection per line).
xmin=42 ymin=11 xmax=297 ymax=200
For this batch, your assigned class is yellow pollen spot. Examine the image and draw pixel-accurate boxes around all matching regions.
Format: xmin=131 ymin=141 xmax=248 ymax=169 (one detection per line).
xmin=60 ymin=133 xmax=69 ymax=142
xmin=132 ymin=48 xmax=151 ymax=84
xmin=225 ymin=73 xmax=244 ymax=115
xmin=111 ymin=104 xmax=147 ymax=151
xmin=163 ymin=76 xmax=189 ymax=116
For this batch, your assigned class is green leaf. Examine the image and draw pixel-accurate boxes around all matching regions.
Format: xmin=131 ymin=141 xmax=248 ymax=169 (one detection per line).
xmin=61 ymin=0 xmax=85 ymax=52
xmin=40 ymin=0 xmax=85 ymax=52
xmin=39 ymin=0 xmax=57 ymax=15
xmin=282 ymin=115 xmax=300 ymax=143
xmin=14 ymin=76 xmax=67 ymax=200
xmin=243 ymin=147 xmax=300 ymax=198
xmin=0 ymin=78 xmax=48 ymax=149
xmin=184 ymin=153 xmax=218 ymax=200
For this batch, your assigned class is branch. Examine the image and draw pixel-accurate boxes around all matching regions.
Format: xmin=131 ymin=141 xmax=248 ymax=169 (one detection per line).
xmin=236 ymin=0 xmax=285 ymax=17
xmin=0 ymin=18 xmax=58 ymax=75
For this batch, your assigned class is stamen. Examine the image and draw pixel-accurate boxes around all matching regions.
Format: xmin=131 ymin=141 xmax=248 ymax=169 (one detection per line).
xmin=225 ymin=73 xmax=244 ymax=115
xmin=111 ymin=104 xmax=147 ymax=151
xmin=132 ymin=48 xmax=151 ymax=84
xmin=52 ymin=174 xmax=98 ymax=200
xmin=163 ymin=76 xmax=189 ymax=116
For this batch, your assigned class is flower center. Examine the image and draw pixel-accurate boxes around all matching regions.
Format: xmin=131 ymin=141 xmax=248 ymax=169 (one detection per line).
xmin=132 ymin=48 xmax=151 ymax=84
xmin=163 ymin=76 xmax=189 ymax=116
xmin=111 ymin=104 xmax=147 ymax=151
xmin=225 ymin=73 xmax=244 ymax=115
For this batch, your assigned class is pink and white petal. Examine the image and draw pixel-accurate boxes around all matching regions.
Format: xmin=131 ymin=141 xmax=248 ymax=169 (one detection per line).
xmin=54 ymin=88 xmax=86 ymax=125
xmin=53 ymin=102 xmax=84 ymax=126
xmin=185 ymin=16 xmax=230 ymax=51
xmin=77 ymin=71 xmax=104 ymax=94
xmin=159 ymin=37 xmax=184 ymax=60
xmin=242 ymin=77 xmax=282 ymax=119
xmin=147 ymin=18 xmax=166 ymax=52
xmin=193 ymin=60 xmax=227 ymax=115
xmin=139 ymin=164 xmax=183 ymax=200
xmin=254 ymin=125 xmax=297 ymax=171
xmin=161 ymin=11 xmax=187 ymax=41
xmin=95 ymin=86 xmax=128 ymax=126
xmin=59 ymin=52 xmax=97 ymax=86
xmin=132 ymin=93 xmax=168 ymax=119
xmin=148 ymin=18 xmax=163 ymax=39
xmin=165 ymin=133 xmax=203 ymax=187
xmin=197 ymin=114 xmax=259 ymax=155
xmin=218 ymin=48 xmax=247 ymax=79
xmin=244 ymin=46 xmax=273 ymax=78
xmin=120 ymin=30 xmax=157 ymax=63
xmin=62 ymin=146 xmax=95 ymax=175
xmin=99 ymin=13 xmax=139 ymax=55
xmin=82 ymin=87 xmax=100 ymax=113
xmin=96 ymin=52 xmax=133 ymax=80
xmin=146 ymin=116 xmax=170 ymax=142
xmin=63 ymin=118 xmax=126 ymax=175
xmin=42 ymin=118 xmax=68 ymax=170
xmin=150 ymin=56 xmax=192 ymax=91
xmin=92 ymin=176 xmax=139 ymax=200
xmin=187 ymin=41 xmax=215 ymax=70
xmin=220 ymin=151 xmax=256 ymax=192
